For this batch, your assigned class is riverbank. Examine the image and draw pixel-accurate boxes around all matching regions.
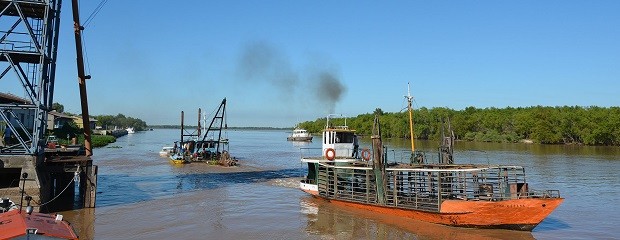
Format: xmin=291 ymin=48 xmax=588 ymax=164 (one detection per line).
xmin=92 ymin=135 xmax=116 ymax=147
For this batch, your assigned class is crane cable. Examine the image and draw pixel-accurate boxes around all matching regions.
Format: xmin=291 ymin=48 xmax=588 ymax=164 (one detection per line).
xmin=78 ymin=0 xmax=109 ymax=76
xmin=83 ymin=0 xmax=109 ymax=27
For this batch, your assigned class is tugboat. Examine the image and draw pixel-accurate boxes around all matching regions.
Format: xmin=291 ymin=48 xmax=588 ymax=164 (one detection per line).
xmin=299 ymin=85 xmax=563 ymax=231
xmin=287 ymin=128 xmax=313 ymax=141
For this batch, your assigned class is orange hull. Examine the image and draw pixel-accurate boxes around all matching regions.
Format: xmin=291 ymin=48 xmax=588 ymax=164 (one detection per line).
xmin=0 ymin=210 xmax=79 ymax=239
xmin=320 ymin=196 xmax=563 ymax=231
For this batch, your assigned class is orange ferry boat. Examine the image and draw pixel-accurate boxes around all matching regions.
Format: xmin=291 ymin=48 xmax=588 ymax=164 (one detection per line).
xmin=299 ymin=86 xmax=563 ymax=231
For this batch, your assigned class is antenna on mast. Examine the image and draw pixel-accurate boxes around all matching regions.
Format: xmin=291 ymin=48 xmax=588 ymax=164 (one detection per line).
xmin=406 ymin=82 xmax=413 ymax=102
xmin=405 ymin=82 xmax=415 ymax=153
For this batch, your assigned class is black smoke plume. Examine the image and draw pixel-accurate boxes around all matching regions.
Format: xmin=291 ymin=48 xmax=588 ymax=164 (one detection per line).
xmin=238 ymin=42 xmax=298 ymax=94
xmin=237 ymin=41 xmax=346 ymax=113
xmin=314 ymin=71 xmax=345 ymax=114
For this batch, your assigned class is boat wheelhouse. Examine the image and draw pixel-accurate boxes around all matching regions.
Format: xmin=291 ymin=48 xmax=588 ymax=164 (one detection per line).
xmin=300 ymin=114 xmax=360 ymax=195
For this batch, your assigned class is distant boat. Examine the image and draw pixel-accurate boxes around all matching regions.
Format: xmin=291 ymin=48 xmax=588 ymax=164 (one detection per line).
xmin=126 ymin=127 xmax=135 ymax=134
xmin=287 ymin=128 xmax=313 ymax=141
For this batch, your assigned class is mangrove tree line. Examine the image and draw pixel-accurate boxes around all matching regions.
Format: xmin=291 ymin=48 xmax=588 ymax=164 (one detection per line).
xmin=298 ymin=106 xmax=620 ymax=146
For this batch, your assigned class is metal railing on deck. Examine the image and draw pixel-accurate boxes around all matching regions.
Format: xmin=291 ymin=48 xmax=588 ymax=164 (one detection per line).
xmin=317 ymin=163 xmax=377 ymax=204
xmin=317 ymin=162 xmax=561 ymax=213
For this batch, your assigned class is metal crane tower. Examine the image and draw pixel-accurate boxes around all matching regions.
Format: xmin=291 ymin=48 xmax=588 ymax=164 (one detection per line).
xmin=0 ymin=0 xmax=61 ymax=155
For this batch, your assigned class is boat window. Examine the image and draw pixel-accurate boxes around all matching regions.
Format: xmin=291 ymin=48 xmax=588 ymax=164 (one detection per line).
xmin=323 ymin=132 xmax=327 ymax=144
xmin=336 ymin=132 xmax=354 ymax=143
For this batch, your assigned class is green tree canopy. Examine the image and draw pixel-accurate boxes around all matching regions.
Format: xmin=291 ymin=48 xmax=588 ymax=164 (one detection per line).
xmin=298 ymin=106 xmax=620 ymax=146
xmin=52 ymin=103 xmax=64 ymax=113
xmin=95 ymin=113 xmax=148 ymax=131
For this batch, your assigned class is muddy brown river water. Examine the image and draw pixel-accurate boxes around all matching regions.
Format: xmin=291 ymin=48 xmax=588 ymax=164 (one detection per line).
xmin=60 ymin=129 xmax=619 ymax=239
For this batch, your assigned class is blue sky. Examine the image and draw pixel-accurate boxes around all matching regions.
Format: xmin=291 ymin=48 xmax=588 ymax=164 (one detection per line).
xmin=5 ymin=1 xmax=619 ymax=127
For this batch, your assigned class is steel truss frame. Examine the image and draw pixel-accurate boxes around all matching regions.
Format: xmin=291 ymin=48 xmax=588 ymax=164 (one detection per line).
xmin=0 ymin=0 xmax=61 ymax=155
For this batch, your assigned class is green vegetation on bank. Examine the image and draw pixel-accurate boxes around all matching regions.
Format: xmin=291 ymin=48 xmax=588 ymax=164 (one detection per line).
xmin=52 ymin=103 xmax=148 ymax=131
xmin=148 ymin=125 xmax=288 ymax=130
xmin=50 ymin=120 xmax=116 ymax=148
xmin=90 ymin=135 xmax=117 ymax=148
xmin=49 ymin=103 xmax=147 ymax=147
xmin=94 ymin=114 xmax=147 ymax=131
xmin=298 ymin=106 xmax=620 ymax=146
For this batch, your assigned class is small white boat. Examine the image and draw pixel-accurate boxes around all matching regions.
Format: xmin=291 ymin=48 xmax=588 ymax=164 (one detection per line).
xmin=126 ymin=127 xmax=135 ymax=134
xmin=159 ymin=146 xmax=174 ymax=157
xmin=287 ymin=128 xmax=313 ymax=141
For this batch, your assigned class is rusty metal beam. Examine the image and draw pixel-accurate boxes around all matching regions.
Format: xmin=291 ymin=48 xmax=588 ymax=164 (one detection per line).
xmin=71 ymin=0 xmax=92 ymax=156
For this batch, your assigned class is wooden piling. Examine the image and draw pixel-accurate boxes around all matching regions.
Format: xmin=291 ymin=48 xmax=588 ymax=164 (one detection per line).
xmin=80 ymin=164 xmax=97 ymax=208
xmin=372 ymin=115 xmax=386 ymax=205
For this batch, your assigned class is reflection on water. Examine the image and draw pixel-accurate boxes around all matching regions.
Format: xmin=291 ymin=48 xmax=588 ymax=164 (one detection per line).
xmin=291 ymin=140 xmax=312 ymax=148
xmin=59 ymin=129 xmax=618 ymax=239
xmin=61 ymin=208 xmax=96 ymax=240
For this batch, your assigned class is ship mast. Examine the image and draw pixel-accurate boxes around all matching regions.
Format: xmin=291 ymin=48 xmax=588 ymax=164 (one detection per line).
xmin=405 ymin=83 xmax=415 ymax=153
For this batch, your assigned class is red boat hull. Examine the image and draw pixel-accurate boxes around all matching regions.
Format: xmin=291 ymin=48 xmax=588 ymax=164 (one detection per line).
xmin=0 ymin=210 xmax=79 ymax=239
xmin=319 ymin=196 xmax=563 ymax=231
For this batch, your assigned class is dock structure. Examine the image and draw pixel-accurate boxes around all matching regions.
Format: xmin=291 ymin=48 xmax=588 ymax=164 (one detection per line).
xmin=0 ymin=0 xmax=97 ymax=212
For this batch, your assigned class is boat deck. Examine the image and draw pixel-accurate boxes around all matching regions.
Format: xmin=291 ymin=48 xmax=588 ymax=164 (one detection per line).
xmin=316 ymin=161 xmax=561 ymax=213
